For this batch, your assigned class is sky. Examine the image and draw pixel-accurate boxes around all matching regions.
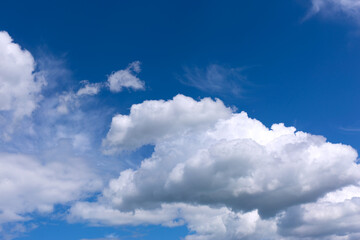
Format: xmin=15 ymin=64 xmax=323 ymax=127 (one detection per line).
xmin=0 ymin=0 xmax=360 ymax=239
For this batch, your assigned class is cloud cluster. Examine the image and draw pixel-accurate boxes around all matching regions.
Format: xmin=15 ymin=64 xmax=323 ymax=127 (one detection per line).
xmin=2 ymin=30 xmax=360 ymax=240
xmin=0 ymin=32 xmax=106 ymax=240
xmin=72 ymin=95 xmax=360 ymax=239
xmin=107 ymin=61 xmax=145 ymax=92
xmin=56 ymin=61 xmax=145 ymax=115
xmin=0 ymin=31 xmax=46 ymax=119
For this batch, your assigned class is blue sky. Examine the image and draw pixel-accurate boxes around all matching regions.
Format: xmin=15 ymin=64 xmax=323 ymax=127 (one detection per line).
xmin=1 ymin=0 xmax=360 ymax=239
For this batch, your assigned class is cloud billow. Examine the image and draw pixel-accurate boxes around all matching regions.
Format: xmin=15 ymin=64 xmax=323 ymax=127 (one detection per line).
xmin=0 ymin=31 xmax=46 ymax=119
xmin=72 ymin=95 xmax=360 ymax=240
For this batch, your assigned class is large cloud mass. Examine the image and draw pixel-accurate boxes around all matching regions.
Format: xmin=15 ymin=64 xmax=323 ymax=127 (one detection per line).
xmin=0 ymin=31 xmax=45 ymax=118
xmin=72 ymin=95 xmax=360 ymax=239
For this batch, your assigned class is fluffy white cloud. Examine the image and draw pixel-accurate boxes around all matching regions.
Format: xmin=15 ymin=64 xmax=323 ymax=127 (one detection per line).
xmin=70 ymin=202 xmax=278 ymax=240
xmin=107 ymin=61 xmax=145 ymax=92
xmin=102 ymin=94 xmax=232 ymax=153
xmin=0 ymin=31 xmax=45 ymax=118
xmin=0 ymin=152 xmax=101 ymax=224
xmin=278 ymin=184 xmax=360 ymax=239
xmin=308 ymin=0 xmax=360 ymax=22
xmin=72 ymin=95 xmax=360 ymax=239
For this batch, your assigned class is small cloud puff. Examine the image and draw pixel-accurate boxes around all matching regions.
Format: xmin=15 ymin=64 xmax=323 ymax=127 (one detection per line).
xmin=77 ymin=80 xmax=102 ymax=96
xmin=107 ymin=61 xmax=145 ymax=92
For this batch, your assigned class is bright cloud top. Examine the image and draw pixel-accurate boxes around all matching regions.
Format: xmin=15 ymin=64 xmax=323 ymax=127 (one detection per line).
xmin=102 ymin=94 xmax=232 ymax=153
xmin=0 ymin=31 xmax=45 ymax=118
xmin=72 ymin=95 xmax=360 ymax=240
xmin=107 ymin=61 xmax=145 ymax=92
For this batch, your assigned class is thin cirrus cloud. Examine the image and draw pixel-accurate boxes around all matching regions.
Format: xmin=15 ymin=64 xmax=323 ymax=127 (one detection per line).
xmin=181 ymin=64 xmax=248 ymax=97
xmin=71 ymin=95 xmax=360 ymax=240
xmin=306 ymin=0 xmax=360 ymax=23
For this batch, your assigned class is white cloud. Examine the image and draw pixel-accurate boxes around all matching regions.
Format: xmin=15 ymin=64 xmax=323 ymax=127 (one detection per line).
xmin=0 ymin=31 xmax=46 ymax=119
xmin=72 ymin=95 xmax=360 ymax=239
xmin=107 ymin=61 xmax=145 ymax=92
xmin=56 ymin=81 xmax=102 ymax=115
xmin=70 ymin=203 xmax=278 ymax=240
xmin=0 ymin=152 xmax=101 ymax=225
xmin=77 ymin=81 xmax=102 ymax=96
xmin=278 ymin=184 xmax=360 ymax=239
xmin=56 ymin=91 xmax=77 ymax=114
xmin=102 ymin=94 xmax=232 ymax=153
xmin=308 ymin=0 xmax=360 ymax=22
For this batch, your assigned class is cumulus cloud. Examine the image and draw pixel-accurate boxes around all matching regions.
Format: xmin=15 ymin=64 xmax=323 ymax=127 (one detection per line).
xmin=70 ymin=203 xmax=278 ymax=240
xmin=181 ymin=64 xmax=247 ymax=96
xmin=0 ymin=152 xmax=101 ymax=225
xmin=278 ymin=184 xmax=360 ymax=239
xmin=72 ymin=95 xmax=360 ymax=239
xmin=0 ymin=31 xmax=46 ymax=119
xmin=307 ymin=0 xmax=360 ymax=23
xmin=102 ymin=94 xmax=232 ymax=153
xmin=107 ymin=61 xmax=145 ymax=92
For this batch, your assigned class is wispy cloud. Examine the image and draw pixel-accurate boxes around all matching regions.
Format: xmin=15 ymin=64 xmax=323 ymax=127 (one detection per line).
xmin=339 ymin=126 xmax=360 ymax=132
xmin=306 ymin=0 xmax=360 ymax=23
xmin=81 ymin=233 xmax=121 ymax=240
xmin=180 ymin=64 xmax=249 ymax=97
